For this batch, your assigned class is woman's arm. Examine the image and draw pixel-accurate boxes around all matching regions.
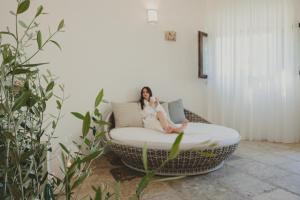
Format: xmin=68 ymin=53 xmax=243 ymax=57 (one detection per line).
xmin=149 ymin=97 xmax=157 ymax=108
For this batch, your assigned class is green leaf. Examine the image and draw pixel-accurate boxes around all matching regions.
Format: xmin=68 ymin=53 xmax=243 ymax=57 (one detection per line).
xmin=8 ymin=68 xmax=37 ymax=75
xmin=17 ymin=62 xmax=49 ymax=68
xmin=9 ymin=11 xmax=16 ymax=16
xmin=0 ymin=103 xmax=8 ymax=113
xmin=82 ymin=112 xmax=91 ymax=137
xmin=46 ymin=81 xmax=54 ymax=92
xmin=94 ymin=188 xmax=101 ymax=200
xmin=12 ymin=91 xmax=30 ymax=111
xmin=59 ymin=143 xmax=70 ymax=154
xmin=37 ymin=30 xmax=42 ymax=49
xmin=84 ymin=138 xmax=91 ymax=146
xmin=42 ymin=75 xmax=49 ymax=83
xmin=56 ymin=100 xmax=62 ymax=109
xmin=168 ymin=132 xmax=184 ymax=160
xmin=44 ymin=183 xmax=54 ymax=200
xmin=26 ymin=95 xmax=38 ymax=107
xmin=59 ymin=84 xmax=64 ymax=91
xmin=136 ymin=172 xmax=154 ymax=197
xmin=199 ymin=151 xmax=216 ymax=158
xmin=95 ymin=131 xmax=106 ymax=140
xmin=20 ymin=149 xmax=34 ymax=161
xmin=67 ymin=158 xmax=79 ymax=173
xmin=142 ymin=144 xmax=148 ymax=171
xmin=61 ymin=152 xmax=66 ymax=169
xmin=71 ymin=173 xmax=88 ymax=190
xmin=80 ymin=150 xmax=102 ymax=163
xmin=71 ymin=112 xmax=85 ymax=120
xmin=1 ymin=45 xmax=14 ymax=64
xmin=52 ymin=121 xmax=56 ymax=129
xmin=35 ymin=5 xmax=43 ymax=17
xmin=94 ymin=108 xmax=100 ymax=117
xmin=94 ymin=120 xmax=110 ymax=126
xmin=94 ymin=89 xmax=104 ymax=107
xmin=0 ymin=31 xmax=17 ymax=40
xmin=40 ymin=172 xmax=48 ymax=184
xmin=57 ymin=19 xmax=64 ymax=31
xmin=208 ymin=142 xmax=218 ymax=148
xmin=50 ymin=40 xmax=62 ymax=50
xmin=153 ymin=176 xmax=186 ymax=182
xmin=114 ymin=182 xmax=121 ymax=200
xmin=18 ymin=20 xmax=27 ymax=28
xmin=17 ymin=0 xmax=30 ymax=14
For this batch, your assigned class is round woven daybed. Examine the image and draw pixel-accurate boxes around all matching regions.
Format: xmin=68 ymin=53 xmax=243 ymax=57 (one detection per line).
xmin=107 ymin=109 xmax=240 ymax=176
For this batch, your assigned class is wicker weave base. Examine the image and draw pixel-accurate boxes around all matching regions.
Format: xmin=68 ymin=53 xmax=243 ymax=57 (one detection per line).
xmin=110 ymin=143 xmax=238 ymax=176
xmin=122 ymin=159 xmax=224 ymax=176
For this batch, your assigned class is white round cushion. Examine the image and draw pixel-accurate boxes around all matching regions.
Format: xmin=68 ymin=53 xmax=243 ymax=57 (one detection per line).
xmin=109 ymin=123 xmax=240 ymax=150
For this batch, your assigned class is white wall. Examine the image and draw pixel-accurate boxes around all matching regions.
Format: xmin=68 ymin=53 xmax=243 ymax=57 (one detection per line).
xmin=298 ymin=0 xmax=300 ymax=21
xmin=0 ymin=0 xmax=208 ymax=172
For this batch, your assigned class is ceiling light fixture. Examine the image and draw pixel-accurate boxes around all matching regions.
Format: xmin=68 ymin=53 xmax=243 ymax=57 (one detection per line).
xmin=147 ymin=9 xmax=158 ymax=24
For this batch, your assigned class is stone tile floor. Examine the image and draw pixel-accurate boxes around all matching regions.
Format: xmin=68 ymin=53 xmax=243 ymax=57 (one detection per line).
xmin=78 ymin=141 xmax=300 ymax=200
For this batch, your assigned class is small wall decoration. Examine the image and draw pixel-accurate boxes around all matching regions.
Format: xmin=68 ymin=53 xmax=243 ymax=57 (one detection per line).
xmin=165 ymin=31 xmax=176 ymax=41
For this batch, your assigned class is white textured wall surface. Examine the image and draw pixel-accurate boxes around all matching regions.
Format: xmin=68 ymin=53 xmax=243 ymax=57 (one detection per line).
xmin=0 ymin=0 xmax=208 ymax=172
xmin=298 ymin=1 xmax=300 ymax=21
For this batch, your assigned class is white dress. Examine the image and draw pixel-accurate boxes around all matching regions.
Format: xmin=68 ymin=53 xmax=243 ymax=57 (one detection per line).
xmin=141 ymin=100 xmax=172 ymax=132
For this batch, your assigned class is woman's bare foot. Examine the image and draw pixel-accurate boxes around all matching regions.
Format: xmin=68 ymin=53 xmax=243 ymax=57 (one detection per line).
xmin=163 ymin=126 xmax=180 ymax=134
xmin=171 ymin=122 xmax=188 ymax=133
xmin=174 ymin=127 xmax=184 ymax=133
xmin=164 ymin=126 xmax=173 ymax=133
xmin=179 ymin=119 xmax=188 ymax=129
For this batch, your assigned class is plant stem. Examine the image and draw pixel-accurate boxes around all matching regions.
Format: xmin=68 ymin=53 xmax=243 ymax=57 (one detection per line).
xmin=19 ymin=16 xmax=37 ymax=43
xmin=13 ymin=9 xmax=25 ymax=199
xmin=21 ymin=30 xmax=59 ymax=65
xmin=4 ymin=140 xmax=10 ymax=196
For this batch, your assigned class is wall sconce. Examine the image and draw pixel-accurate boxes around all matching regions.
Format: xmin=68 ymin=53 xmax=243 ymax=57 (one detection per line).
xmin=147 ymin=9 xmax=158 ymax=24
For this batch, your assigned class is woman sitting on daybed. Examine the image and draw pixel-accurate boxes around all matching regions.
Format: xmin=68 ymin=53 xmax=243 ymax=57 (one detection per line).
xmin=139 ymin=86 xmax=188 ymax=134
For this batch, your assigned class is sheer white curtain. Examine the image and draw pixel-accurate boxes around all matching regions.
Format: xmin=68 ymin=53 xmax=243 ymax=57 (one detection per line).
xmin=205 ymin=0 xmax=300 ymax=143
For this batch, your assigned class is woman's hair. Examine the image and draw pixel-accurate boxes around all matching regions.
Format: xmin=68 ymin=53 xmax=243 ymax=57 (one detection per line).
xmin=139 ymin=86 xmax=152 ymax=110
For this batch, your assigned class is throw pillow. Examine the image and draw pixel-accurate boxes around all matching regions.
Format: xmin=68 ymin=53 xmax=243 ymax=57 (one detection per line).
xmin=111 ymin=102 xmax=143 ymax=128
xmin=168 ymin=99 xmax=186 ymax=124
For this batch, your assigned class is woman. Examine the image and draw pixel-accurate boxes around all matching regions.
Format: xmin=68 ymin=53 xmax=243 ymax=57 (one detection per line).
xmin=139 ymin=86 xmax=187 ymax=133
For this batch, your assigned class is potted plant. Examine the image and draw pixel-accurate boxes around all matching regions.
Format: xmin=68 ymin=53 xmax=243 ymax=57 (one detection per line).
xmin=0 ymin=0 xmax=66 ymax=198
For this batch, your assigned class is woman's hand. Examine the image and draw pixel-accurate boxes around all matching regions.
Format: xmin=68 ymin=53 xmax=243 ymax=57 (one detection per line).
xmin=149 ymin=97 xmax=156 ymax=107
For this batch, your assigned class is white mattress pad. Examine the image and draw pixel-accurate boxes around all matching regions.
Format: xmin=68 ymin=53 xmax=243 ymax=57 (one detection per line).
xmin=109 ymin=123 xmax=240 ymax=150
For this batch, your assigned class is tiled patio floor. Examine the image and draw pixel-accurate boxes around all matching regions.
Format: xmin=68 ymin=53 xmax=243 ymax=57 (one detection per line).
xmin=78 ymin=141 xmax=300 ymax=200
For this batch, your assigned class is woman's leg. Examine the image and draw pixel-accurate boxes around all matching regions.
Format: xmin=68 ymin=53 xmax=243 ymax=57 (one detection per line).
xmin=156 ymin=111 xmax=170 ymax=130
xmin=156 ymin=111 xmax=186 ymax=133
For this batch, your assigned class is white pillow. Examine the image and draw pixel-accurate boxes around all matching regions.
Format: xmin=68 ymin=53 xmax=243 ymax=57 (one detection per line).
xmin=111 ymin=102 xmax=143 ymax=128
